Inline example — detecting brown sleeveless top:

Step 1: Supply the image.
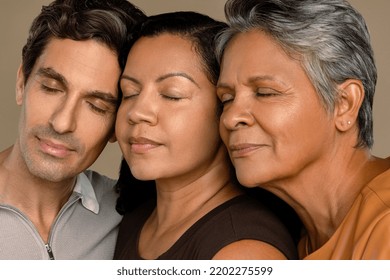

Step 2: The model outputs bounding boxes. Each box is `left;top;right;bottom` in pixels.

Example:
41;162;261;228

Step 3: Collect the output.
114;195;297;259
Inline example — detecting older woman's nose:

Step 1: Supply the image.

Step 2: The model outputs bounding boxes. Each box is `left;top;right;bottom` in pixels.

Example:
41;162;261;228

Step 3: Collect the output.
220;96;255;130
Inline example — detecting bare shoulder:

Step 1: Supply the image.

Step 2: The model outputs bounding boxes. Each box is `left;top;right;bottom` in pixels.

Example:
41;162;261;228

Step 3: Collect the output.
212;239;287;260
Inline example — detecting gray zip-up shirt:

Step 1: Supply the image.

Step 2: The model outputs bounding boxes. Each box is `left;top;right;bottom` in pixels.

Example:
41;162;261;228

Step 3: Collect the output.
0;170;122;260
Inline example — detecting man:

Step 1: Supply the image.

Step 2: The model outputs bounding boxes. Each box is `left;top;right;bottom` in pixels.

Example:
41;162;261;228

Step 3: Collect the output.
0;0;145;259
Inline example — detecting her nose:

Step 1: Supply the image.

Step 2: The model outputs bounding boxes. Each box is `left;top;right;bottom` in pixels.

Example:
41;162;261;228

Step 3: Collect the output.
126;89;158;126
220;95;255;131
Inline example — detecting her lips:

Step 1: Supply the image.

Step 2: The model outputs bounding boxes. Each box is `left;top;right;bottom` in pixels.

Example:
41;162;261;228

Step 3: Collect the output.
229;143;265;158
129;137;162;154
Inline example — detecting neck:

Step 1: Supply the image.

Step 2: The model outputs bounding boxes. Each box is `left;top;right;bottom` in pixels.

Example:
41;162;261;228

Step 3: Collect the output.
0;145;76;242
266;146;390;251
153;155;239;229
138;147;241;259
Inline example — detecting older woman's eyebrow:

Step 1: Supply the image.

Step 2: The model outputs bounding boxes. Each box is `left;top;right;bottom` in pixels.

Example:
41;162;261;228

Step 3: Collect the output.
156;72;200;89
216;82;232;90
248;75;288;87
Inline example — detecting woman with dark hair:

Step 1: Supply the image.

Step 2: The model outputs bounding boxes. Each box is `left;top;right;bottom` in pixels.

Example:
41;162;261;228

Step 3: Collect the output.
113;11;297;260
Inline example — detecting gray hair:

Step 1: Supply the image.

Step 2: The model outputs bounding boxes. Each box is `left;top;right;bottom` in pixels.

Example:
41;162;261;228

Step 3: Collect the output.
216;0;377;148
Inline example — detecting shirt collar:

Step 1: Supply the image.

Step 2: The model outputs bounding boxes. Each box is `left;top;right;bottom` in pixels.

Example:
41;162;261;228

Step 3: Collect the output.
73;172;99;214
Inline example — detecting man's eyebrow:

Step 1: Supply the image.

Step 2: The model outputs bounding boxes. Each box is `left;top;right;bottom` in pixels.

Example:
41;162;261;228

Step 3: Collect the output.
36;67;68;87
86;91;118;105
38;67;118;105
156;72;200;89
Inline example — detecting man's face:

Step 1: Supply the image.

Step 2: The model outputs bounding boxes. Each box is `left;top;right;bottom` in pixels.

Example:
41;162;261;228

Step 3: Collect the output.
16;38;120;182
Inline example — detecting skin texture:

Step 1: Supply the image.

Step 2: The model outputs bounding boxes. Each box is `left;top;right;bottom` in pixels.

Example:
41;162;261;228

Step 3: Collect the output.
0;38;120;242
116;33;286;259
218;30;336;188
217;30;390;252
16;39;119;182
117;34;221;185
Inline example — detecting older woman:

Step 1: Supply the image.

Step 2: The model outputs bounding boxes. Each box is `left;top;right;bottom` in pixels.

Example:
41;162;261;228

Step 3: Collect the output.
216;0;390;259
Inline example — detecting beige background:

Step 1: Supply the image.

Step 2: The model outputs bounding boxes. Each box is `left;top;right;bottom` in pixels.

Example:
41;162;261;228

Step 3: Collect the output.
1;0;389;179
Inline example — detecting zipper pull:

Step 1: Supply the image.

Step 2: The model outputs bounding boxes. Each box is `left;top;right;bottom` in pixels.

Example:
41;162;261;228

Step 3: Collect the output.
45;244;55;260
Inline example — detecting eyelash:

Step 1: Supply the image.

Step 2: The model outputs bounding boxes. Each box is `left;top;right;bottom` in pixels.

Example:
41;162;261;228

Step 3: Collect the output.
256;92;276;97
122;93;138;100
161;94;182;101
41;84;61;93
219;91;278;106
221;99;232;105
122;94;183;102
218;93;234;105
87;102;107;115
39;82;111;115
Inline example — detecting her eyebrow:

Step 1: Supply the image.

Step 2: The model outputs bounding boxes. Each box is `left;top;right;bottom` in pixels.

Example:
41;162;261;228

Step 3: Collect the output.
120;74;141;86
248;75;288;87
248;75;276;83
216;83;232;90
120;72;200;89
217;75;287;89
156;72;200;89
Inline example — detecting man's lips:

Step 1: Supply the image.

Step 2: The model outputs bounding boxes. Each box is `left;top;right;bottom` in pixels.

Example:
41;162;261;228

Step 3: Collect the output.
129;137;162;154
38;138;75;158
229;143;267;158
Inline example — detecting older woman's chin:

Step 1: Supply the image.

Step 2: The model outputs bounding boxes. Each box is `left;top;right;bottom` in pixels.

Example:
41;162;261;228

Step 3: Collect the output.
235;173;262;188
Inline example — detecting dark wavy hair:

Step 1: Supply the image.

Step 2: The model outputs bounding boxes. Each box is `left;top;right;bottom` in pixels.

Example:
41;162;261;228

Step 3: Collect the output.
115;12;302;242
22;0;146;87
115;11;228;214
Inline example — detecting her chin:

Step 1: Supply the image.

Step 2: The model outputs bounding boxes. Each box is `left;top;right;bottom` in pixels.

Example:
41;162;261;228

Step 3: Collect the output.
236;173;261;188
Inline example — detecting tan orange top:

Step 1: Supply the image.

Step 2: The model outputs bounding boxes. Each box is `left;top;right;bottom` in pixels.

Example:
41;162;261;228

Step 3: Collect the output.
298;167;390;259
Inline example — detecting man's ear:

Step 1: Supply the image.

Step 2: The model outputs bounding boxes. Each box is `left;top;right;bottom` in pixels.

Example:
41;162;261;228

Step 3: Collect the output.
334;79;364;132
16;64;25;106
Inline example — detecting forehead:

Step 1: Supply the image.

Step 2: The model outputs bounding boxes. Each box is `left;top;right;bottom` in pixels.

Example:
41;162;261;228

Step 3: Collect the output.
124;34;208;81
222;31;287;71
220;30;309;86
31;38;121;95
129;33;196;61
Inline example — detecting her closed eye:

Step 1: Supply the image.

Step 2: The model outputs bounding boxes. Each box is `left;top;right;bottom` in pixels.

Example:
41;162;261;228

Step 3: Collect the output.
218;92;234;105
122;92;139;100
160;94;184;101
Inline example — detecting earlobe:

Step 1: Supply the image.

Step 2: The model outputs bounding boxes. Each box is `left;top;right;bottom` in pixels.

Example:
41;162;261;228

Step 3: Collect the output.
15;64;25;106
334;79;364;132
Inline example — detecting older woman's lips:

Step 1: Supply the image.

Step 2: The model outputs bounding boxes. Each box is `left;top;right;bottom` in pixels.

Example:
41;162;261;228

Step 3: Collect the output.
229;143;266;158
